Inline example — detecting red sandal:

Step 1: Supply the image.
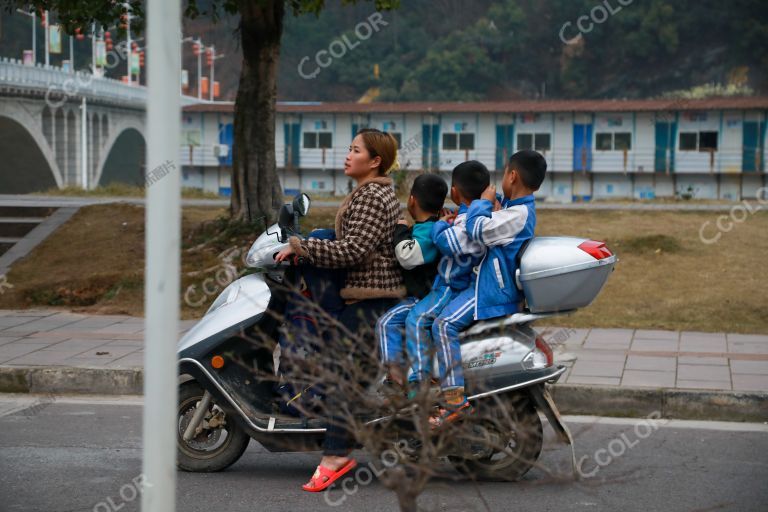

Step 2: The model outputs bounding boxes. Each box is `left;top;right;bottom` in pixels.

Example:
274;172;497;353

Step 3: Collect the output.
301;459;358;492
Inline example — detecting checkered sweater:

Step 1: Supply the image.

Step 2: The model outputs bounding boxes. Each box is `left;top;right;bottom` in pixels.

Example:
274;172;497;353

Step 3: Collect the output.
289;176;406;300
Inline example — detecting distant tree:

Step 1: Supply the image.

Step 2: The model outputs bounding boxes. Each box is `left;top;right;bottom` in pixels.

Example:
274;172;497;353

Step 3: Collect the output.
6;0;400;225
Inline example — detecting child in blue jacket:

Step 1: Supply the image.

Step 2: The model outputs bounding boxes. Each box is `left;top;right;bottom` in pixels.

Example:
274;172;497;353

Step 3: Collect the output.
376;173;448;388
430;150;547;426
403;161;488;405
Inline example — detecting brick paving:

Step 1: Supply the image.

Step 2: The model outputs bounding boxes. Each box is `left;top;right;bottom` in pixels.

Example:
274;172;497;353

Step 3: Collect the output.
0;310;766;393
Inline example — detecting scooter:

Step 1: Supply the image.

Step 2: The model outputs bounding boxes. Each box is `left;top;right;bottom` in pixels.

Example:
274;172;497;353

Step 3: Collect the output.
176;193;616;480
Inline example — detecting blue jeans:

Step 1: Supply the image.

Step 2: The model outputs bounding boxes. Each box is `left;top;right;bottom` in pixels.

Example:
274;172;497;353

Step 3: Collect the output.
432;287;476;391
404;286;455;383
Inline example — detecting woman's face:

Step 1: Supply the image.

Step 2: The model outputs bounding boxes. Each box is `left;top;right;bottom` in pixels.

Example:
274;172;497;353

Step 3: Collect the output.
345;134;381;181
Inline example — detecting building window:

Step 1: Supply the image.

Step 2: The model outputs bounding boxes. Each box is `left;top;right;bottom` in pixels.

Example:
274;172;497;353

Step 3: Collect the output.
699;131;718;151
304;131;333;149
679;131;718;152
595;132;632;151
388;132;402;148
596;133;613;150
614;133;631;150
517;133;551;151
679;132;697;151
443;132;475;150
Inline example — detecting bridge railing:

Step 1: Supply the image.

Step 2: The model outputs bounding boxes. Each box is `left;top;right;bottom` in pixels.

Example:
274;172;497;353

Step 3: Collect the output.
0;57;148;106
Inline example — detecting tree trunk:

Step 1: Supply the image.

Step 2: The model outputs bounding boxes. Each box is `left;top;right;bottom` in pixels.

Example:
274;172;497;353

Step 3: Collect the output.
230;1;285;224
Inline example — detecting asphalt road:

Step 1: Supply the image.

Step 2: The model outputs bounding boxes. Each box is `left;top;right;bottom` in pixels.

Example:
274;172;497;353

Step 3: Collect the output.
1;394;767;512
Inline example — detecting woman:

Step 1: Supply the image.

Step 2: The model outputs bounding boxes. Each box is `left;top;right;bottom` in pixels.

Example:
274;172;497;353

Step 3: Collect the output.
275;128;405;491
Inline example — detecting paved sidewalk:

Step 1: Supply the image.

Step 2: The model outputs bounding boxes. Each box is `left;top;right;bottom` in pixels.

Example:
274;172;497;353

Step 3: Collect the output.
0;194;760;211
0;309;766;393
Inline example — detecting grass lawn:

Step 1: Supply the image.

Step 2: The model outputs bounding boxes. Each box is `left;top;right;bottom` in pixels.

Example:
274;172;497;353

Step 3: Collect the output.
0;204;765;333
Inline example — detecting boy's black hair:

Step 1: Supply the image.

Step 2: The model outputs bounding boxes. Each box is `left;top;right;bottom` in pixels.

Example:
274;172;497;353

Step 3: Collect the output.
411;173;448;214
451;160;490;201
508;150;547;191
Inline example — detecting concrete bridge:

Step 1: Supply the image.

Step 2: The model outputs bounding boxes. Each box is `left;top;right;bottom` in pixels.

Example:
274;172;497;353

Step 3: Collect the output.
0;58;198;194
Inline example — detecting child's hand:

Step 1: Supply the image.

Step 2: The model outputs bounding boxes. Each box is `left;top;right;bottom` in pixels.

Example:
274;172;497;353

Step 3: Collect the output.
481;185;497;202
493;199;502;212
397;218;410;226
440;208;457;223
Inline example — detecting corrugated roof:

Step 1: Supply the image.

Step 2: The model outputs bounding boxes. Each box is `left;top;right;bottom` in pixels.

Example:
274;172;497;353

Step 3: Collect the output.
183;97;768;114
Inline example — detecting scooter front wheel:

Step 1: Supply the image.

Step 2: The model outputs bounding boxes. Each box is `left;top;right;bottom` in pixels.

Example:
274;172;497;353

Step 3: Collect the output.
177;381;250;472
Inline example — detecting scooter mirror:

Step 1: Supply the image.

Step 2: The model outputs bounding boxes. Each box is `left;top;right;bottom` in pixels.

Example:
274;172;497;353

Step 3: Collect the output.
293;193;311;217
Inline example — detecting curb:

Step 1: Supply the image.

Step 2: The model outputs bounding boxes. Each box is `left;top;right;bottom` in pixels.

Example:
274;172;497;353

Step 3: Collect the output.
0;366;142;395
1;366;766;422
551;384;768;423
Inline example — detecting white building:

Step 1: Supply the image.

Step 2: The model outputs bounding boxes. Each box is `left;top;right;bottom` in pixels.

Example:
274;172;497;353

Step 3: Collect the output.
180;97;768;201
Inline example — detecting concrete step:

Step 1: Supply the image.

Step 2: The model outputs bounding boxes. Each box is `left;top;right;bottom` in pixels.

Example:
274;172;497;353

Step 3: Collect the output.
0;219;44;238
0;206;57;218
0;206;57;259
0;242;16;258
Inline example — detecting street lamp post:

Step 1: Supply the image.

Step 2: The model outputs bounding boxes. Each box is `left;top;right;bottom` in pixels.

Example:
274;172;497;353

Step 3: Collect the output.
125;4;132;85
209;45;225;101
15;9;36;64
196;38;204;99
181;35;194;93
44;10;49;67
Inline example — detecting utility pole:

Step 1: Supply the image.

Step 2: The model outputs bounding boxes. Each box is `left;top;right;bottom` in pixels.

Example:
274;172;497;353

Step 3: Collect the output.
142;1;181;511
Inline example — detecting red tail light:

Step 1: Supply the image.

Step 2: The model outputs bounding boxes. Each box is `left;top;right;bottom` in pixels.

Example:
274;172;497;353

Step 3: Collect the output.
535;336;554;367
578;240;613;260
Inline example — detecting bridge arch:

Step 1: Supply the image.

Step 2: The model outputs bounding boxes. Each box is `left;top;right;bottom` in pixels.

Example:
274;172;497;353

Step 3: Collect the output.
96;119;147;187
0;106;63;193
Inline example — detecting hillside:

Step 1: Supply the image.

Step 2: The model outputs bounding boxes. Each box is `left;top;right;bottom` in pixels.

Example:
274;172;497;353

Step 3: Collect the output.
1;0;765;101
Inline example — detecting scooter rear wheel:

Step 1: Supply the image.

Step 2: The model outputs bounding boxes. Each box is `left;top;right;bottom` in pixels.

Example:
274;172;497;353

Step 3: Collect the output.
448;392;543;481
177;381;250;472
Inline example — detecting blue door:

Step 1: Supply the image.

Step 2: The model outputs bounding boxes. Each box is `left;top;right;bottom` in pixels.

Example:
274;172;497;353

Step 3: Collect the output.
654;122;677;173
496;124;514;170
742;121;766;172
284;123;300;169
422;124;440;171
573;124;592;171
218;123;233;166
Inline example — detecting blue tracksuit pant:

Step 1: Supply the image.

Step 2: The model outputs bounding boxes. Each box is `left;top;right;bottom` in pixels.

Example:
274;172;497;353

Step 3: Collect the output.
376;296;418;366
432;287;476;390
403;285;455;383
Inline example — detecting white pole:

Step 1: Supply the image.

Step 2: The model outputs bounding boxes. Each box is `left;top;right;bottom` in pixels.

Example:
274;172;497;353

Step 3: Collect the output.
44;10;49;67
142;0;180;511
209;45;214;101
126;4;132;86
91;23;96;74
69;32;74;72
32;11;36;64
80;97;88;189
196;39;202;100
